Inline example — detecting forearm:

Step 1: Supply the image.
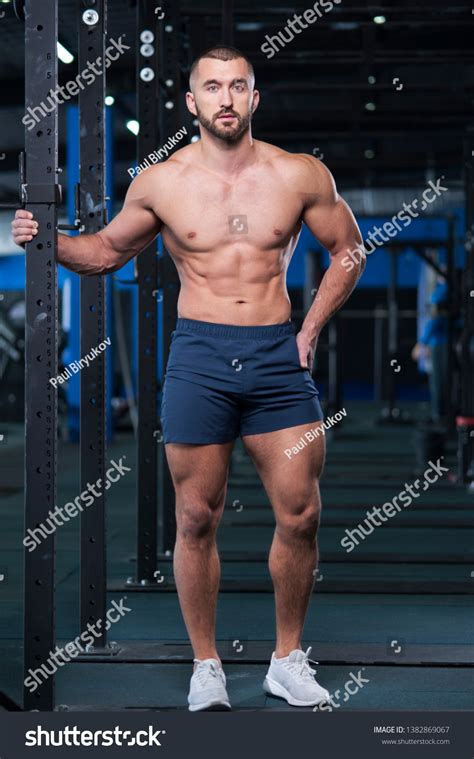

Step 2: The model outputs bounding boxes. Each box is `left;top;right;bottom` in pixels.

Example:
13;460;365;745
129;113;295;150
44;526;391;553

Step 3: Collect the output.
57;230;109;276
301;251;364;340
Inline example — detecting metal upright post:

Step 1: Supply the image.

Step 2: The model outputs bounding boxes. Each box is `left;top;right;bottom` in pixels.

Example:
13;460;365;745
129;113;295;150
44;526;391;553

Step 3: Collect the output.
463;139;474;426
327;318;341;415
373;305;384;402
387;248;398;416
78;0;108;642
445;215;455;427
456;130;474;483
157;0;181;555
222;0;234;45
23;0;59;710
135;0;159;584
379;248;409;423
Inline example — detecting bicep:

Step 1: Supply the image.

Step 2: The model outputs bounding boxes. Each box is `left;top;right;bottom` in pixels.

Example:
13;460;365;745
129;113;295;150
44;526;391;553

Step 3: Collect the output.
301;164;362;255
98;178;162;269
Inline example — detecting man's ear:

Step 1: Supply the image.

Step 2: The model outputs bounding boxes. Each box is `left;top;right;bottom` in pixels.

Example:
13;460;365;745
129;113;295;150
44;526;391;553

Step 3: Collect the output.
251;89;260;114
186;91;197;117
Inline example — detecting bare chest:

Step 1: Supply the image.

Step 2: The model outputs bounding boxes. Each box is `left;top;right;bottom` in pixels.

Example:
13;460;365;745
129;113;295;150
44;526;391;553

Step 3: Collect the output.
156;171;303;253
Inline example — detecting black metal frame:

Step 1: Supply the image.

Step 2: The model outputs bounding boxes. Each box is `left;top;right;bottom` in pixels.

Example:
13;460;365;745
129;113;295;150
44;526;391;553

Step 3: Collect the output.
456;129;474;483
380;248;405;422
379;231;458;425
134;0;160;586
221;0;234;45
157;0;181;556
464;133;474;422
127;0;183;586
69;637;473;667
23;0;59;711
78;0;108;644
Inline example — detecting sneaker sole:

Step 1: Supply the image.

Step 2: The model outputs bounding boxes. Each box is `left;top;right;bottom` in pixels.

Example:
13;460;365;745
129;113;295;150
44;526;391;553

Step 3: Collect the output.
263;675;329;707
188;699;231;712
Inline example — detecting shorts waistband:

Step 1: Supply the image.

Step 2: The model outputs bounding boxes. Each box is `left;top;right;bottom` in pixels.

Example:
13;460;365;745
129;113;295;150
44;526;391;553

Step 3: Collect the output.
175;318;295;339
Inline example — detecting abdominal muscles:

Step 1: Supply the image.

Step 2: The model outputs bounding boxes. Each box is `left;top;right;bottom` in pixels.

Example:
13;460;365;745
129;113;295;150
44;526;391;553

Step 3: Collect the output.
163;236;294;325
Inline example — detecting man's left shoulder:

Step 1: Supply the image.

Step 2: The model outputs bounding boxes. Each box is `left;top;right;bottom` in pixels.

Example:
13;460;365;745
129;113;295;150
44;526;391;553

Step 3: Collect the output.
269;147;333;193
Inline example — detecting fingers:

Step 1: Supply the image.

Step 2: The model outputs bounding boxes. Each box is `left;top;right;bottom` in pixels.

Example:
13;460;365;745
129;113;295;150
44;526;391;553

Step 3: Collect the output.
297;344;310;368
12;217;37;230
15;209;34;220
299;352;309;369
13;229;38;244
13;225;38;234
12;210;38;245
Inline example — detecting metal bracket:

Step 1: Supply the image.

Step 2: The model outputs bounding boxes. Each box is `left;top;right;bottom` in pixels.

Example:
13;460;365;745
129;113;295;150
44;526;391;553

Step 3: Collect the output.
21;182;62;204
58;182;84;231
82;640;121;657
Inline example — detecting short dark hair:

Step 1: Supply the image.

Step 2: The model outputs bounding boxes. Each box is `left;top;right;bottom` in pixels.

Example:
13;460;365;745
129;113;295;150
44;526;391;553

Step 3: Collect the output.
189;45;255;89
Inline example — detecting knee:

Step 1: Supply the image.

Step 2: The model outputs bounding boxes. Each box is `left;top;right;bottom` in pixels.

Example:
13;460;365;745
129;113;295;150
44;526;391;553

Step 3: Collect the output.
276;497;321;540
175;490;223;541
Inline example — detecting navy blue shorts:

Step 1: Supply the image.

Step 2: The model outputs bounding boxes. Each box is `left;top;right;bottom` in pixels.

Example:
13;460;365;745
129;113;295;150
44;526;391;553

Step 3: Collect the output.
161;318;324;444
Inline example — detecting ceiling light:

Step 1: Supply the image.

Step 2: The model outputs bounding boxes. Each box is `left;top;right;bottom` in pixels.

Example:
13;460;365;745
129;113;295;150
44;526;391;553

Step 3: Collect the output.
126;120;140;135
57;42;74;64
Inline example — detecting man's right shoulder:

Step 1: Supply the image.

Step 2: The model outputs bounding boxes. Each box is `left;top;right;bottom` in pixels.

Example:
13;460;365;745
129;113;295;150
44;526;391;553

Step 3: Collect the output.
128;143;194;189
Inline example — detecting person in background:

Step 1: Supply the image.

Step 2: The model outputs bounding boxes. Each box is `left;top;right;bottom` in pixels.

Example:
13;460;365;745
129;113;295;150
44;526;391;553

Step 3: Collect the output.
411;276;449;423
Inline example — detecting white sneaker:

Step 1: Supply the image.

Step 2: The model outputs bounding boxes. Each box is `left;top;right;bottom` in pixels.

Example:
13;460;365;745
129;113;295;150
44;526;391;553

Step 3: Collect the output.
263;647;330;707
188;658;231;712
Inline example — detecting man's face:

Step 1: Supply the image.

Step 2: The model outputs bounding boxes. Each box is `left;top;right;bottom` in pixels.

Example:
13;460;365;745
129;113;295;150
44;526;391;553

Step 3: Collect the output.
188;57;258;143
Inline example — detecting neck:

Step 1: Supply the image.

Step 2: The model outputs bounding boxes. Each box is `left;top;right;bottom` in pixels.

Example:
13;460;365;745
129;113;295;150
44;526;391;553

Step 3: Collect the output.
197;127;256;176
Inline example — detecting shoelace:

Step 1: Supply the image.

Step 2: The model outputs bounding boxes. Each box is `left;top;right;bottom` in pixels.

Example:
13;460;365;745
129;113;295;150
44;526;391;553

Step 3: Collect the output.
193;661;223;687
282;647;319;681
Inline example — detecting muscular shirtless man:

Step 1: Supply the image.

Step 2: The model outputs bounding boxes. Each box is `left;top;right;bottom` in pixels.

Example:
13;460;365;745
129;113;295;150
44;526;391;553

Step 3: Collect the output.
12;45;364;711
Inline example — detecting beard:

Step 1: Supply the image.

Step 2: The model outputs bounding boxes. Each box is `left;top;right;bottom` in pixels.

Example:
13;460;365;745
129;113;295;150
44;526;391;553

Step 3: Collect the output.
195;105;252;144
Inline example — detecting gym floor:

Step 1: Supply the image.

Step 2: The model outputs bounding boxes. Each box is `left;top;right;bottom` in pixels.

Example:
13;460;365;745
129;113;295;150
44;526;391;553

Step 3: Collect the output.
1;401;472;711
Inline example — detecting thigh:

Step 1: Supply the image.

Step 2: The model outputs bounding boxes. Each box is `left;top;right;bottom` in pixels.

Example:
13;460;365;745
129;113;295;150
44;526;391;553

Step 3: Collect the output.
165;442;235;513
242;423;325;520
161;330;240;444
240;332;324;438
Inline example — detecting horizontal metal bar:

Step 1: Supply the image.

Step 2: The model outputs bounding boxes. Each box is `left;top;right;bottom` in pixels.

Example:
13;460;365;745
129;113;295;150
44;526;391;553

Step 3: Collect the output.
270;83;473;93
253;54;474;65
180;5;472;19
293;309;417;321
70;640;474;666
338;309;418;319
